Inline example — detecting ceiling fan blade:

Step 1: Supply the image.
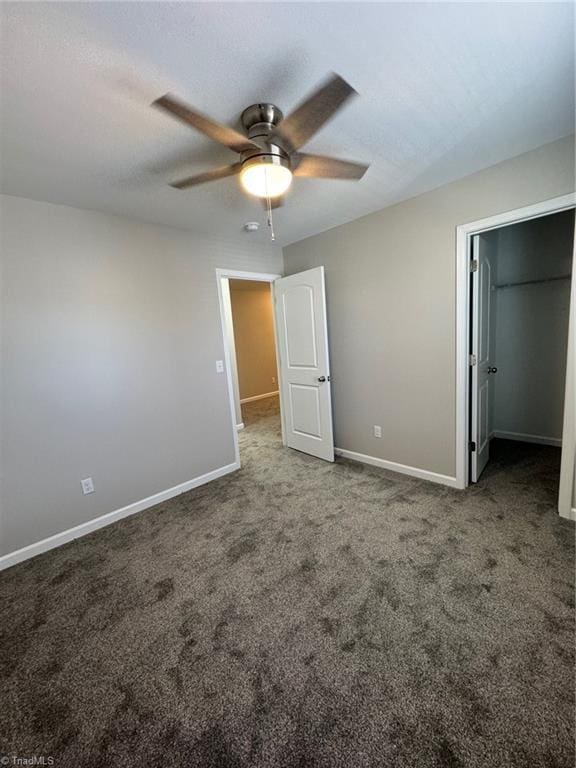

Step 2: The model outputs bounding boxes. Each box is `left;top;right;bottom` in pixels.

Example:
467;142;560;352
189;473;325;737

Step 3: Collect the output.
293;153;368;180
153;94;258;153
272;73;357;152
170;163;242;189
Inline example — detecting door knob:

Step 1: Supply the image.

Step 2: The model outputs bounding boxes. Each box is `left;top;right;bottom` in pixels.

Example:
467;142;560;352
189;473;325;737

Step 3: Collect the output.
488;367;498;374
317;376;326;382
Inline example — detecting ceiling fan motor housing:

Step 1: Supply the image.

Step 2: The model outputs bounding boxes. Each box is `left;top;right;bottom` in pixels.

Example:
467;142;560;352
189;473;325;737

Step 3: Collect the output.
241;103;283;133
240;103;291;171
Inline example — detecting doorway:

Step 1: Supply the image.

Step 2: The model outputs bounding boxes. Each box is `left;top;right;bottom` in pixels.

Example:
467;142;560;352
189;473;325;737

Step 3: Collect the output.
456;194;575;516
216;269;282;464
217;266;336;466
229;278;281;440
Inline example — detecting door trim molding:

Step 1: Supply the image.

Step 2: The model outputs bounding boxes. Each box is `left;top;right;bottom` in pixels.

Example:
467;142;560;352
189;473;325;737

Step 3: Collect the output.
335;448;460;488
215;268;282;467
0;461;240;571
455;193;576;508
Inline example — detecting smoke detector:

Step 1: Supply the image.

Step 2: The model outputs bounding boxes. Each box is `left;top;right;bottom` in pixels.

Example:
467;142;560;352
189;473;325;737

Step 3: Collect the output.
244;221;260;232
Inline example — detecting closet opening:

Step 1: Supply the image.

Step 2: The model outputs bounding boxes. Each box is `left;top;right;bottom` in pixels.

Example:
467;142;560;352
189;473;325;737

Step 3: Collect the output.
467;206;575;509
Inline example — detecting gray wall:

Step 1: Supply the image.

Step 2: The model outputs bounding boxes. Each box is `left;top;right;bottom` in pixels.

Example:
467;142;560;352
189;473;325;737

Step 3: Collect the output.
485;210;574;443
283;136;575;478
0;195;282;556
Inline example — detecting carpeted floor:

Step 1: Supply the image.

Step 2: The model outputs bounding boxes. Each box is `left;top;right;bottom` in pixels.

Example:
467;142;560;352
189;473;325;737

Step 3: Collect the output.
0;395;574;767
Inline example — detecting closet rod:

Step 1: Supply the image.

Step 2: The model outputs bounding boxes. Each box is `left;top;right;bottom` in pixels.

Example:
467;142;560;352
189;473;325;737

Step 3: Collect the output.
493;274;572;290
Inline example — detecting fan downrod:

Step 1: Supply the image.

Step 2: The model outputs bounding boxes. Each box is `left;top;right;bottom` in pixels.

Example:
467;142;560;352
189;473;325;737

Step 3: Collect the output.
240;104;284;138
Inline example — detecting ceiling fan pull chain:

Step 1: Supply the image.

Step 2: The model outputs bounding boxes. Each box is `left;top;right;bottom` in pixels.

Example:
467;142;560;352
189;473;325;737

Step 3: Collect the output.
264;170;276;242
267;199;276;242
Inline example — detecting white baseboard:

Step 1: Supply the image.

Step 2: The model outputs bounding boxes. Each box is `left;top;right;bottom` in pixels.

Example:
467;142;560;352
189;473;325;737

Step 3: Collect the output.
240;390;279;404
560;507;576;522
236;423;245;431
0;461;240;572
334;447;461;489
491;430;562;447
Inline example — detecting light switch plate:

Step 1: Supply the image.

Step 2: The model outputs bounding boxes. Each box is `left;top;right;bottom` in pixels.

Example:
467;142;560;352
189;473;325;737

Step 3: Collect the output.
216;360;224;373
373;426;382;438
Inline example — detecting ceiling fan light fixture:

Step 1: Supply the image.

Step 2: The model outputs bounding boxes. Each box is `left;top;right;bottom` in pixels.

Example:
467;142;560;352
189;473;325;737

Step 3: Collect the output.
240;155;292;199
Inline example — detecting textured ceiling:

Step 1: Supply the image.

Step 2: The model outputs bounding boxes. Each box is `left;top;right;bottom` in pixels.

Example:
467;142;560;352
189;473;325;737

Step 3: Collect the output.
0;2;574;246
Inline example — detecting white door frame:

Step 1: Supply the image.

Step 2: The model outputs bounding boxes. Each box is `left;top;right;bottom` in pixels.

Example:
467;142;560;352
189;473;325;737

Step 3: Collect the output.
216;268;282;467
455;193;576;517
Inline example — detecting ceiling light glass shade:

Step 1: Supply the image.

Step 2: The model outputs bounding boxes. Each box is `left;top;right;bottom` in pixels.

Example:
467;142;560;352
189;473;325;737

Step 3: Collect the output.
240;157;292;198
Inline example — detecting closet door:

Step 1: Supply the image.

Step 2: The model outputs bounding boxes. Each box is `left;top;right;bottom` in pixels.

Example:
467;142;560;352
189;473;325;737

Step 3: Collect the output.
471;234;493;482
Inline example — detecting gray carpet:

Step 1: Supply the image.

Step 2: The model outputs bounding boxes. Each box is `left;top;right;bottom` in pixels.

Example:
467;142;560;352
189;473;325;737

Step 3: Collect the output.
0;395;574;768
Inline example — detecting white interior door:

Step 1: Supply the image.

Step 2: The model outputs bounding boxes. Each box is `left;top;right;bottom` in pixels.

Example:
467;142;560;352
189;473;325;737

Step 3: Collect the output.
471;234;493;482
273;266;334;462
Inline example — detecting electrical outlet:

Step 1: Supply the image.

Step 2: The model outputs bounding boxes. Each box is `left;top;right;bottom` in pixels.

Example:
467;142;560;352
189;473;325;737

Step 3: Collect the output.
272;376;276;384
81;477;95;495
215;360;224;373
373;425;382;439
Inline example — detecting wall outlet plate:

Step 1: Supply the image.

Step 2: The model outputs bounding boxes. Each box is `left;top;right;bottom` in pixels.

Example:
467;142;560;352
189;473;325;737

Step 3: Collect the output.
81;477;95;495
373;426;382;438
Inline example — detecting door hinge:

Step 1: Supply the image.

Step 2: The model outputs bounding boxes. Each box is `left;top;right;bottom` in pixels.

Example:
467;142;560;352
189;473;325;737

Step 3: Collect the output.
470;259;478;272
470;441;476;452
469;354;476;366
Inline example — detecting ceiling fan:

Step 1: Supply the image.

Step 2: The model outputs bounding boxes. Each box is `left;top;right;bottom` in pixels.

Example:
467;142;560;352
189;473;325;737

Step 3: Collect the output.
152;73;369;209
